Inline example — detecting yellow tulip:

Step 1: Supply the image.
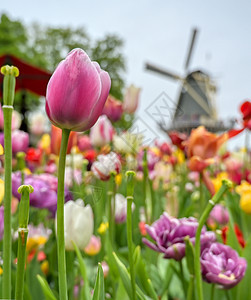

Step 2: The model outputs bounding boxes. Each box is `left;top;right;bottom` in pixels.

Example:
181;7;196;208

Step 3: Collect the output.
0;144;4;155
211;172;229;193
236;181;251;214
0;179;4;204
41;260;49;276
115;174;122;186
39;134;51;150
98;222;109;235
26;236;48;252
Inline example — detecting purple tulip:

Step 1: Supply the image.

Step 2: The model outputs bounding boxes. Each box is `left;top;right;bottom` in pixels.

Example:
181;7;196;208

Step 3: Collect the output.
45;48;111;132
12;172;71;214
143;212;216;261
0;206;4;241
201;243;247;289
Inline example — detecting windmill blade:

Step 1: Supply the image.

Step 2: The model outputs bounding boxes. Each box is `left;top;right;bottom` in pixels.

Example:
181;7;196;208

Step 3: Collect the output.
145;62;183;81
184;28;198;70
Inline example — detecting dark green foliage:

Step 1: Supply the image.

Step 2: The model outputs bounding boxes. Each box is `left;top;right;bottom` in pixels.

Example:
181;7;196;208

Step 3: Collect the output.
0;13;126;115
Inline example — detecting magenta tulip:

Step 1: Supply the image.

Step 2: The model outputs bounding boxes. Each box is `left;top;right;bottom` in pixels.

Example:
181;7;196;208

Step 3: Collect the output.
45;48;111;132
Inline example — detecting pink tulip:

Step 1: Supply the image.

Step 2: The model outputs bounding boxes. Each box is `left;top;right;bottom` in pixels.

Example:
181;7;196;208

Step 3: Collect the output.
207;204;229;228
84;235;101;256
77;134;92;152
0;104;21;131
102;95;123;122
123;84;141;114
45;48;111;132
12;130;29;154
90;115;114;147
101;261;109;278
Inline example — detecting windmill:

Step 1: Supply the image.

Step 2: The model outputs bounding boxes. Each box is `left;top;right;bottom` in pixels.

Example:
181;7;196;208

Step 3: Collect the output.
145;28;234;133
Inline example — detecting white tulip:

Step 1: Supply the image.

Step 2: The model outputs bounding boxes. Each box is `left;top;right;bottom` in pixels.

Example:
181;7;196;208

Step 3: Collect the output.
90;115;114;147
115;193;135;224
56;200;93;251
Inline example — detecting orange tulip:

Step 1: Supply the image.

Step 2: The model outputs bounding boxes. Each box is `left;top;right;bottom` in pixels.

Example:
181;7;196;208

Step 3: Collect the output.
50;125;77;155
186;126;228;160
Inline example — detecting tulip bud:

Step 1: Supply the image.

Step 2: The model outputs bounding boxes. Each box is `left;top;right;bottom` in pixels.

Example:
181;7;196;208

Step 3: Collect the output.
84;235;101;256
1;65;19;106
102;95;123;122
45;48;111;132
123;84;141;114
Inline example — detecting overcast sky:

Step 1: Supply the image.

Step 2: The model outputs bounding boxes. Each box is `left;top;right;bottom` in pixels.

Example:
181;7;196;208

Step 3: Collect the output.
1;0;251;149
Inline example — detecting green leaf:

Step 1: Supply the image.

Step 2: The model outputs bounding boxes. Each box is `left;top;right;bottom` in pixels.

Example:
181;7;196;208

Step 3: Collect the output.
136;256;158;300
112;252;133;299
72;241;91;300
185;237;195;275
36;275;57;300
112;252;148;300
236;234;251;300
133;246;141;269
92;263;105;300
105;232;119;278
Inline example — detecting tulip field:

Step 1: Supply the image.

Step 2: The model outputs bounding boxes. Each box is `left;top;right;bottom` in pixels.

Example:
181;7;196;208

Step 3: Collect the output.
0;49;251;300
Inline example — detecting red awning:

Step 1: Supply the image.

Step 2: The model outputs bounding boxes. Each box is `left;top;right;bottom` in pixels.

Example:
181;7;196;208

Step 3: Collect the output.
0;54;51;97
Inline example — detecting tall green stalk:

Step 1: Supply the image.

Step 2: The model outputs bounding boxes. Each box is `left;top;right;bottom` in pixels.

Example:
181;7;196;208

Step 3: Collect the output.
108;173;116;246
194;179;232;300
57;128;70;300
1;65;19;299
142;149;149;223
15;185;34;300
126;171;136;300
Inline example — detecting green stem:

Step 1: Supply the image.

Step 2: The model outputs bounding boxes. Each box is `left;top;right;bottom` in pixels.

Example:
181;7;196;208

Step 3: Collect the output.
126;171;136;300
199;172;204;213
179;260;187;296
210;284;215;300
108;173;115;246
15;229;28;300
148;178;156;223
194;180;232;300
66;251;75;300
142;149;149;223
15;185;33;300
186;275;194;300
57;128;70;300
2;105;13;299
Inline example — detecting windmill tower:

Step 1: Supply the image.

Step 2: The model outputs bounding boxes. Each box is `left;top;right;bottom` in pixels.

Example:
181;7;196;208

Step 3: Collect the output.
145;28;234;133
